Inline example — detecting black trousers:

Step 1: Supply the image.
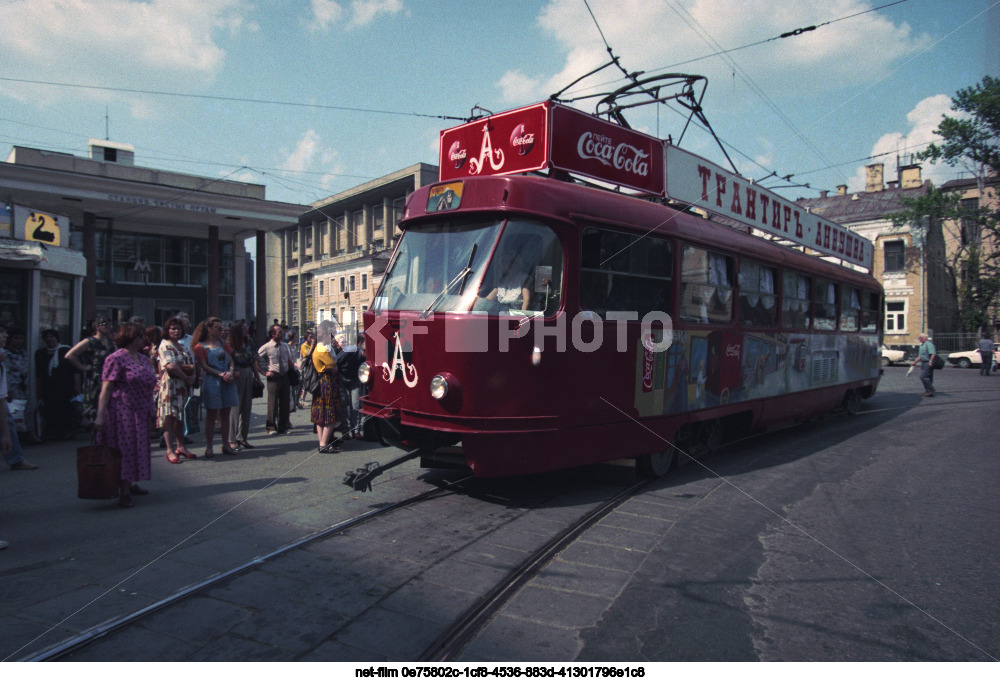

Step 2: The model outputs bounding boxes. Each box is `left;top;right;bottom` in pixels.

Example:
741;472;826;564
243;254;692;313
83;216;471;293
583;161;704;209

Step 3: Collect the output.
266;373;291;432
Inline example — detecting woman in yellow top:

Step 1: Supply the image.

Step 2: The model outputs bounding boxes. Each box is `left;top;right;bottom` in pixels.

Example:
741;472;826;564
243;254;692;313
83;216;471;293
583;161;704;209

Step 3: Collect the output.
311;321;343;453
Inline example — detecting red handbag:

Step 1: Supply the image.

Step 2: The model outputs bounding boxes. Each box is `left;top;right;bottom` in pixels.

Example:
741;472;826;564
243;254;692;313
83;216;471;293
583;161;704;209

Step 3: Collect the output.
76;441;122;499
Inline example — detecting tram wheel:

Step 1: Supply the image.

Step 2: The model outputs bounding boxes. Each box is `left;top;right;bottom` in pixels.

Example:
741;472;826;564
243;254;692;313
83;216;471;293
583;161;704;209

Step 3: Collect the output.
636;448;677;479
701;419;724;453
843;389;862;415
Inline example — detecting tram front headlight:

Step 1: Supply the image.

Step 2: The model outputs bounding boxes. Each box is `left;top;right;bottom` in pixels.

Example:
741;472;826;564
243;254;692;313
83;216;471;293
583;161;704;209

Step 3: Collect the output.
358;361;370;384
429;374;449;400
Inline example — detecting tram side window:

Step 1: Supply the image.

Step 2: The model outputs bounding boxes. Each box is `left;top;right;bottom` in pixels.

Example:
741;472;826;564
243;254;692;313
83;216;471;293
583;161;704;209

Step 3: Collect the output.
861;291;880;333
781;271;811;329
840;286;861;331
579;227;672;318
679;246;733;324
814;279;838;330
840;287;861;331
738;260;777;328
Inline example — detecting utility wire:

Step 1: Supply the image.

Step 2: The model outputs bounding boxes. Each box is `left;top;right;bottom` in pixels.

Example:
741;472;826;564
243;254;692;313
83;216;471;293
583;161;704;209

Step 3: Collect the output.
563;0;912;98
0;76;466;122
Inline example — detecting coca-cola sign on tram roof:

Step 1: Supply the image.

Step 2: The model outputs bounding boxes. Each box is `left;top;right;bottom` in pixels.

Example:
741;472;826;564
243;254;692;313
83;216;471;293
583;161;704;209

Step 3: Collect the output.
438;102;871;270
438;101;664;195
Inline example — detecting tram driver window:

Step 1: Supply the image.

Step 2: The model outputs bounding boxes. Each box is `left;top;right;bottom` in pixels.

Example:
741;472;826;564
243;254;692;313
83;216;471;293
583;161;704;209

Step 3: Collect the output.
814;279;838;330
738;260;777;328
479;220;564;315
781;271;811;330
680;246;733;324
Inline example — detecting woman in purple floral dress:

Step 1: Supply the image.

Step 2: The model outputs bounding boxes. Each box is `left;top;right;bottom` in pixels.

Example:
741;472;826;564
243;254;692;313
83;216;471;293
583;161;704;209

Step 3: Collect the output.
94;322;158;508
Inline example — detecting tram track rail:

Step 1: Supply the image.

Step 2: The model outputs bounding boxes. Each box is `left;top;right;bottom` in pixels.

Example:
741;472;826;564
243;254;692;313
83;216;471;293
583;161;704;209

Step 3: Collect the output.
20;469;649;662
20;484;454;662
418;478;651;662
24;385;989;662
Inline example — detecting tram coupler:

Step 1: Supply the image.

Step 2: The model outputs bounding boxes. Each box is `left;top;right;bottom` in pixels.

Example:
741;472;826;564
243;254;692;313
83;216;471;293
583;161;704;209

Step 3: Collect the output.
342;447;428;492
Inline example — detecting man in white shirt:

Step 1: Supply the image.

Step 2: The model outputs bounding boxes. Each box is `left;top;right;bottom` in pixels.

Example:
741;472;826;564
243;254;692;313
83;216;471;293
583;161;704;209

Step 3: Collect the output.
257;324;292;434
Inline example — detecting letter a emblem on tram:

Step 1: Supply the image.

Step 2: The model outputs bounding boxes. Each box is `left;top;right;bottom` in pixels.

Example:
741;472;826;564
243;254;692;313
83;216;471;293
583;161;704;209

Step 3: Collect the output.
382;332;419;388
469;123;505;175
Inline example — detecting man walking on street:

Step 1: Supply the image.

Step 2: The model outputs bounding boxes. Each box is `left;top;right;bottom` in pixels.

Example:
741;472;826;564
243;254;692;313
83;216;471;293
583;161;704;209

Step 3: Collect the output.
258;324;292;434
977;333;994;376
911;332;938;397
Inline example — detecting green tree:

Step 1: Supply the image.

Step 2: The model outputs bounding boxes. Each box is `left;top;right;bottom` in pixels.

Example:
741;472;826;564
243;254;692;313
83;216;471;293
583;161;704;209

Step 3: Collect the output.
892;76;1000;333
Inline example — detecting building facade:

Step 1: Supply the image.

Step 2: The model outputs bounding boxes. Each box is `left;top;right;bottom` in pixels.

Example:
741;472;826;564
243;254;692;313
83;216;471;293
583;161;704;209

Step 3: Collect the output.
798;163;958;349
1;140;306;353
938;173;1000;338
271;163;438;335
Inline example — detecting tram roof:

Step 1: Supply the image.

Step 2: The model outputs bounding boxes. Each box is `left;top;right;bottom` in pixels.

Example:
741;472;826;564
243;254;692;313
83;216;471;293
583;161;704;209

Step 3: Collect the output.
406;174;879;288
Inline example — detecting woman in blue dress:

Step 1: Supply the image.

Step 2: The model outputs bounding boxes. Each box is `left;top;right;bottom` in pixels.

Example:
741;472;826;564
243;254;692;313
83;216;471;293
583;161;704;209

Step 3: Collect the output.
192;317;239;457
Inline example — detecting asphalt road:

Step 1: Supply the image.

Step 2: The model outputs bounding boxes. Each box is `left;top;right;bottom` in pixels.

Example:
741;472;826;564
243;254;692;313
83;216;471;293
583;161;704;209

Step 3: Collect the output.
562;366;1000;661
1;365;997;662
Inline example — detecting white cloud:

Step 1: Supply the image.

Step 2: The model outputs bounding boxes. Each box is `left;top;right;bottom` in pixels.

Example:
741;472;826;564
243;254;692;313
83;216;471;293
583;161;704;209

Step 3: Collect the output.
310;0;344;30
281;129;327;173
309;0;404;30
850;94;952;192
348;0;404;28
1;0;246;73
0;0;249;107
501;0;932;105
279;129;344;196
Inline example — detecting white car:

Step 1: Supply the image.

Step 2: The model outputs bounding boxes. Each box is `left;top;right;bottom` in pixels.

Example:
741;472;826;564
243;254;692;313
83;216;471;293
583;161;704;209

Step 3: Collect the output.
946;343;999;369
881;345;906;367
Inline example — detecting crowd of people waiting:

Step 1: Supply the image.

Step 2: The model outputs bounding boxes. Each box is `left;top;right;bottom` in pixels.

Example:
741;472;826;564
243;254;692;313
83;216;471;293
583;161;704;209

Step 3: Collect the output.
0;314;366;541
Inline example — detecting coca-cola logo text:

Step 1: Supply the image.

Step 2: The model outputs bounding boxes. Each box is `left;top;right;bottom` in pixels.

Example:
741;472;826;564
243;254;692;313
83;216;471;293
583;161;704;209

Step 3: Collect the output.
642;344;655;392
448;141;466;170
510;124;535;156
577;132;650;177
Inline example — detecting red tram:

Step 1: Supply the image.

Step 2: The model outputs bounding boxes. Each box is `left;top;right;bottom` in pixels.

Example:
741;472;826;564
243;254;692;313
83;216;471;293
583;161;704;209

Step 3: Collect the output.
351;101;881;488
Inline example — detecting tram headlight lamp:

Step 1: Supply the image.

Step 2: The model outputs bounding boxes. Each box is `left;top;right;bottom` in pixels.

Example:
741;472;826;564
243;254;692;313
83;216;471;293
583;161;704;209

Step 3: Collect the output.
358;361;370;384
430;374;450;400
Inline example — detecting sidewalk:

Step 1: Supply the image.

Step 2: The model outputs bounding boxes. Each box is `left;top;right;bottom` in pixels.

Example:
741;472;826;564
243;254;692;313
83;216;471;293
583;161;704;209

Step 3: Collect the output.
0;399;416;661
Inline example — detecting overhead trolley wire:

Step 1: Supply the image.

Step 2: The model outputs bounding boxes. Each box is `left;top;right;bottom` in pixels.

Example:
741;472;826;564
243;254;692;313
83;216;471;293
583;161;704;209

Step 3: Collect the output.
0;76;467;122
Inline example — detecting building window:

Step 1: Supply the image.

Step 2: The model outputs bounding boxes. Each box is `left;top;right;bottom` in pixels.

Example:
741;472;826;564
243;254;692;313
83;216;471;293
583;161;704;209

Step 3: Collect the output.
885;299;906;333
340;277;345;293
319;280;324;296
362;273;368;290
960;197;979;246
393;197;406;226
884;240;905;272
349;275;356;291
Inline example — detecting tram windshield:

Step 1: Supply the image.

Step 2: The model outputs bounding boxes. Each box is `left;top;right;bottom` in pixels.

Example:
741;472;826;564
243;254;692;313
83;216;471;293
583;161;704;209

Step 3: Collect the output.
373;218;563;316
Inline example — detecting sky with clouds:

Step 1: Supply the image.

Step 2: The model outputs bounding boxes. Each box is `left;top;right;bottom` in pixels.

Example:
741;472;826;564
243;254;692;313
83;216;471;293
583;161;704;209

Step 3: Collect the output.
1;0;997;208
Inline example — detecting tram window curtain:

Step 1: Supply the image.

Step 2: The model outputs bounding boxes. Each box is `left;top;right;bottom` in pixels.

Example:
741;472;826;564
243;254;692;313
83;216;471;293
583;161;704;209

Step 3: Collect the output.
840;287;861;332
814;279;838;330
680;246;732;324
739;260;777;328
781;271;811;330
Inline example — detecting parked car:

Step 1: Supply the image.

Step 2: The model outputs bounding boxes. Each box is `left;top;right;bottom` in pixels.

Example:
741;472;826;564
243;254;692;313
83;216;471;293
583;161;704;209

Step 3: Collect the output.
881;345;906;367
946;342;999;369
